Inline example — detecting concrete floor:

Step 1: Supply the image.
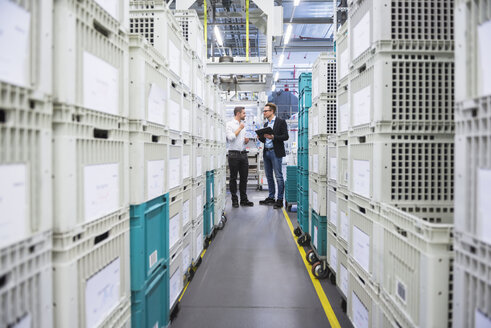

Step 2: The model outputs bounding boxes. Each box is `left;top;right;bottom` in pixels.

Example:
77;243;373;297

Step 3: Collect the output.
170;191;353;328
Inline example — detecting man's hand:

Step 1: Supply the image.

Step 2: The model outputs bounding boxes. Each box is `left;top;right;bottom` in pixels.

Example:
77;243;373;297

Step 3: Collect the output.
244;137;249;144
264;134;274;139
239;122;245;129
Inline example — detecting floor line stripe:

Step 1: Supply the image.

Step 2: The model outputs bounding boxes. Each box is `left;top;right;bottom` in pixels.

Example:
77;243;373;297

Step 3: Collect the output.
282;208;341;328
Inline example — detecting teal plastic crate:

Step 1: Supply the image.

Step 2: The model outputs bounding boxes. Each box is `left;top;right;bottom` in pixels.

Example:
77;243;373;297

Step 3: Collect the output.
298;207;309;233
206;171;215;204
130;194;169;291
299;72;312;94
299;187;309;207
298;152;309;171
131;266;169;328
310;210;328;257
299;89;312;109
204;201;215;237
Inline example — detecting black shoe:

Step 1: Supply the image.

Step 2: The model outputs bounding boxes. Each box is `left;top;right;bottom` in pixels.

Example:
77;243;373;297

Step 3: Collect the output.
240;200;254;206
232;200;239;208
273;200;284;209
259;197;275;205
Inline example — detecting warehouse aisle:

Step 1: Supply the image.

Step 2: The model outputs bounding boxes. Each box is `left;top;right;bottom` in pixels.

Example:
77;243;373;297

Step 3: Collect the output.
170;191;349;328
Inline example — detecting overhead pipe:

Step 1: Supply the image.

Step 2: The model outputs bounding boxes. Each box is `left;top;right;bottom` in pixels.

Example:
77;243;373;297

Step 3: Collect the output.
246;0;249;62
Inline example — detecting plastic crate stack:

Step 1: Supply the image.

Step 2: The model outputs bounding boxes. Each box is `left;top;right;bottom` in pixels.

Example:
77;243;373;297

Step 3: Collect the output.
285;166;298;211
453;1;491;327
305;53;337;271
297;73;312;234
319;1;455;327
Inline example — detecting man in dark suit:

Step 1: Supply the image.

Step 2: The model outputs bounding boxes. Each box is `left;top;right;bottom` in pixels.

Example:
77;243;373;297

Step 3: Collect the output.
257;103;289;209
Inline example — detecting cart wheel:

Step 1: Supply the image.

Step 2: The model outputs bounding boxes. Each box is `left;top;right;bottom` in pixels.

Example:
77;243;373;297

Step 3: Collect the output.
287;205;293;212
221;214;227;223
312;261;329;279
217;220;225;230
306;249;318;264
293;226;302;237
329;271;336;285
297;234;311;247
203;238;210;249
341;299;347;313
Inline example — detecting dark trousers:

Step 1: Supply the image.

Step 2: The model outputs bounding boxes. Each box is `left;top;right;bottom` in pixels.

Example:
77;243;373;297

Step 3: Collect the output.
228;152;249;202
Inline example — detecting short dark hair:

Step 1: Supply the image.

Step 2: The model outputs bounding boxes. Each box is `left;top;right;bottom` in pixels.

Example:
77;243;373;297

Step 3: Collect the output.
265;102;277;113
234;106;245;116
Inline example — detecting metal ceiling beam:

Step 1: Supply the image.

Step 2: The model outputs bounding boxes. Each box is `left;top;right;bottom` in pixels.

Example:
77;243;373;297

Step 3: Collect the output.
219;82;268;92
206;62;273;75
285;17;334;24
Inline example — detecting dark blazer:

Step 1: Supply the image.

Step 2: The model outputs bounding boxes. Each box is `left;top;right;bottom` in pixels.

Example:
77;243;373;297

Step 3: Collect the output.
258;116;289;158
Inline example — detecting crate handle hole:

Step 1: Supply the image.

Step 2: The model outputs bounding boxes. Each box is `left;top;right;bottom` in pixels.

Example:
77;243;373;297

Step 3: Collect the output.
471;108;477;117
29;100;35;109
0;274;7;289
358;136;366;143
0;109;6;123
358;64;366;73
152;135;159;143
93;129;109;139
171;82;176;88
358;275;365;285
94;231;110;245
172;139;176;145
28;245;36;254
93;20;111;38
358;206;366;214
172;196;176;202
72;114;82;122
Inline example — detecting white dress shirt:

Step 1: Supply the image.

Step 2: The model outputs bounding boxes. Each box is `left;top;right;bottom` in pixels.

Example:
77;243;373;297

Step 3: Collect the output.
226;118;246;151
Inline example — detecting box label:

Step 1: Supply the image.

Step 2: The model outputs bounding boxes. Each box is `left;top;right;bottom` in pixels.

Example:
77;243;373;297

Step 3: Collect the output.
148;83;166;125
84;163;119;223
352;291;369;328
149;250;158;269
340;264;348;297
352;160;370;198
330;244;338;273
352;12;370;60
168;158;181;190
94;0;119;19
168;98;181;131
169;213;180;249
330;158;337;180
182;155;190;180
352;86;371;126
477;168;491;244
182;200;190;227
353;226;370;273
340;210;349;242
329;201;337;227
147;160;165;200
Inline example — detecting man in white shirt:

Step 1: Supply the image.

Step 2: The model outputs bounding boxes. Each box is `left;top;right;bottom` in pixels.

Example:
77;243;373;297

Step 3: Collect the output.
226;107;254;208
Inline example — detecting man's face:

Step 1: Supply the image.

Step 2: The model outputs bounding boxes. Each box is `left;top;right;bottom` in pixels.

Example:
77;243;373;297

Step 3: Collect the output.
263;106;273;119
240;109;246;121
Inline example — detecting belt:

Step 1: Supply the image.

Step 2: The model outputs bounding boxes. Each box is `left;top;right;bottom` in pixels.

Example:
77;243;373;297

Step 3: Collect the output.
265;147;274;151
229;150;247;154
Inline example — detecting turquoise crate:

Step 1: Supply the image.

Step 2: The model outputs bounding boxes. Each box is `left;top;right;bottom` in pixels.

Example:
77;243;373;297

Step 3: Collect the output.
298;152;309;171
204;201;215;237
299;187;309;208
299;72;312;94
299;89;312;110
206;171;215;204
130;194;169;291
131;266;169;328
310;210;328;257
298;207;309;233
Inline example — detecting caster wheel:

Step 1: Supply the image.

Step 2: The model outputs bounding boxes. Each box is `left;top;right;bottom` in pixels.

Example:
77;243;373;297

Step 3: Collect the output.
341;299;347;313
212;229;217;238
293;226;302;237
195;257;202;268
287;205;292;212
297;234;311;247
217;220;225;230
203;238;210;249
188;268;195;281
329;271;336;285
312;261;329;279
221;214;227;223
170;303;180;321
306;249;318;265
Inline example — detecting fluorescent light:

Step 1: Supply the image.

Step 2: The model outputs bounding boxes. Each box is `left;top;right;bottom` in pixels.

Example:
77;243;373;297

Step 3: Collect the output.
293;0;301;6
278;53;285;67
284;24;293;45
274;71;279;82
271;84;276;92
214;25;223;46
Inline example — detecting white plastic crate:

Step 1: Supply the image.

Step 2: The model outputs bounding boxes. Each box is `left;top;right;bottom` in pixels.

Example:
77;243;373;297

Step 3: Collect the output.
337;133;349;188
168;79;183;136
169;187;183;255
192;176;205;221
327;183;338;233
327;136;338;185
214;167;226;201
348;0;453;64
0;86;52;247
192;217;204;264
192;138;205;179
336;187;350;250
192;60;205;102
128;121;169;205
454;96;491;239
54;0;129;116
168;138;183;191
181;44;194;92
215;118;225;143
182;137;192;184
337;81;350;133
181;92;193;136
326;230;338;274
128;34;169;125
335;22;350;85
52;104;129;232
348;126;454;216
181;226;193;279
173;9;206;62
312;53;336;102
349;48;455;131
309;174;328;217
0;0;53;97
192;100;206;138
169;243;183;310
204;77;215;110
455;1;491;101
204;110;216;142
348;259;383;328
453;232;491;328
130;0;183;81
309;138;328;176
52;211;131;328
0;231;53;328
378;203;454;328
181;183;192;233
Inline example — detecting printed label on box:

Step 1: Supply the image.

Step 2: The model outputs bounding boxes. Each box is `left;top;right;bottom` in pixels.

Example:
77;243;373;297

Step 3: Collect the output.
313;225;318;249
84;163;119;223
195;232;203;258
330;158;337;180
330;244;338;273
169;40;181;76
313;191;318;213
478;20;491;97
339;103;349;132
147;160;165;200
475;309;491;328
340;210;349;242
168;99;181;131
0;0;30;87
313;154;319;174
182;200;190;227
352;291;369;328
313;115;319;136
196;157;202;176
169;270;182;309
168;158;181;190
340;264;348;297
169;213;180;249
353;160;370;198
83;52;119;115
148;83;166;125
353;86;371;126
182;244;191;271
12;314;31;328
196;195;202;218
477;169;491;244
182;107;190;133
352;12;370;60
353;226;370;273
340;49;349;79
94;0;119;19
330;201;337;227
182;60;191;87
0;164;27;248
149;250;158;269
85;258;120;328
182;155;190;180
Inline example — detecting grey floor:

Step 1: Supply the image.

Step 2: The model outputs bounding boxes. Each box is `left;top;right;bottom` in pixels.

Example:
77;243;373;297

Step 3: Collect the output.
170;190;353;328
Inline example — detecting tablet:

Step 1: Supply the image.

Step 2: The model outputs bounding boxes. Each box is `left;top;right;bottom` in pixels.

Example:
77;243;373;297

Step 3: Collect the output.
255;126;274;137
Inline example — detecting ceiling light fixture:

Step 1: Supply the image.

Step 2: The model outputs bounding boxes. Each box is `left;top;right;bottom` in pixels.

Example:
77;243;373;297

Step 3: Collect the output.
271;84;276;92
274;71;279;82
214;25;223;46
293;0;301;6
278;53;285;67
284;24;293;45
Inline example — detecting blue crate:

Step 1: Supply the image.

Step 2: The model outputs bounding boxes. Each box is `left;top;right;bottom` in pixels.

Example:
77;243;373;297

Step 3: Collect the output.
130;194;169;291
299;89;312;110
311;210;328;257
298;186;309;208
298;152;309;171
204;201;215;237
297;207;309;233
299;72;312;95
131;266;170;328
206;171;215;204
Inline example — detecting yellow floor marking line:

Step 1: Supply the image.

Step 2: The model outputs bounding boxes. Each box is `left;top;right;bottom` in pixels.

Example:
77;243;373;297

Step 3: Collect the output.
282;208;342;328
178;248;208;302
